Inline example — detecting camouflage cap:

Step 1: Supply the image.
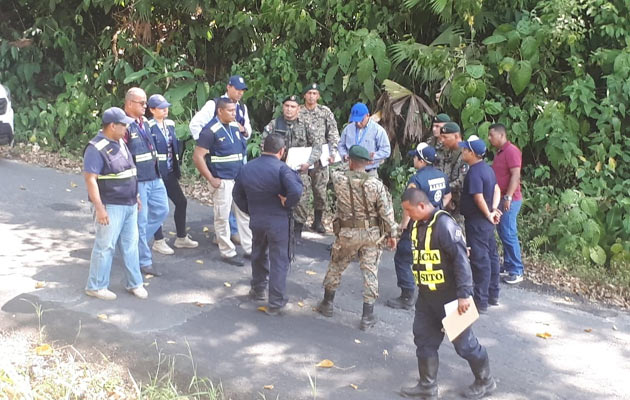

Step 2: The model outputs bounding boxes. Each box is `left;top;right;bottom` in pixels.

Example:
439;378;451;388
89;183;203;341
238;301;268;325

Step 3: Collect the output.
348;145;371;161
440;122;461;134
432;113;451;124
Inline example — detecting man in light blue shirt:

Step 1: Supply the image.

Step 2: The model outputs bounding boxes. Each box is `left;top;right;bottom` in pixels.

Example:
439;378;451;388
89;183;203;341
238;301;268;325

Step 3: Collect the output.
338;102;391;176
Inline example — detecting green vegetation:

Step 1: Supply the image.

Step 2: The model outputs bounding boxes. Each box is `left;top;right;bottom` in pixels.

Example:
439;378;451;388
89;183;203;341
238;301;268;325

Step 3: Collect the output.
1;1;629;278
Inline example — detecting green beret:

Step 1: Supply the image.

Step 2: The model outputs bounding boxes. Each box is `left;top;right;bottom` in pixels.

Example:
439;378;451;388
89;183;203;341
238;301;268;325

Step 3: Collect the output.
348;145;371;161
440;122;461;134
303;83;320;94
283;95;300;104
432;113;451;124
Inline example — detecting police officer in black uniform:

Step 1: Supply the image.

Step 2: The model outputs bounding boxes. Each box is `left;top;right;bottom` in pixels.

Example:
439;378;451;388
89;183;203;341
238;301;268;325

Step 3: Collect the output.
233;134;304;315
399;187;496;399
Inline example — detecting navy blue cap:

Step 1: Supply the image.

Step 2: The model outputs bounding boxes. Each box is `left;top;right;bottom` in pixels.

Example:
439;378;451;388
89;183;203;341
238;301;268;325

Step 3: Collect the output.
147;94;171;109
102;107;134;125
458;134;487;156
349;102;369;122
407;143;436;164
228;75;247;90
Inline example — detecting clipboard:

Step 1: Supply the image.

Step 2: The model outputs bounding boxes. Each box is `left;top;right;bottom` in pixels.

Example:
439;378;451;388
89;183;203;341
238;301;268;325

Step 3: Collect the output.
441;299;479;342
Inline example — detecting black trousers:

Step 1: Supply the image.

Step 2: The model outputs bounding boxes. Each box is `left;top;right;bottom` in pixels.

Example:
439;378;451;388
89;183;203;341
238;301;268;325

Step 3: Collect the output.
465;217;500;309
154;172;188;239
250;220;290;308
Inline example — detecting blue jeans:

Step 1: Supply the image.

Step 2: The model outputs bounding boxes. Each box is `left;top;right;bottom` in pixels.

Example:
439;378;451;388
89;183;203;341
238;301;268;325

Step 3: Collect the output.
394;229;416;290
138;178;169;267
497;199;524;276
229;212;238;235
86;204;144;290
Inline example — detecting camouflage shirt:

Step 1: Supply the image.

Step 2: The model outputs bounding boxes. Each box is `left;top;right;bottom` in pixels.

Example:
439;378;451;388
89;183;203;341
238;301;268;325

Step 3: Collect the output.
331;169;399;238
298;104;340;158
440;147;469;214
263;116;323;166
427;135;447;172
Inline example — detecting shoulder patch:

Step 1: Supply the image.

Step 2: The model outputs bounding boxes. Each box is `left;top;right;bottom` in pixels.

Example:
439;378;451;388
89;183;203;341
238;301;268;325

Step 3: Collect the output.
210;122;223;133
93;139;109;151
148;120;157;127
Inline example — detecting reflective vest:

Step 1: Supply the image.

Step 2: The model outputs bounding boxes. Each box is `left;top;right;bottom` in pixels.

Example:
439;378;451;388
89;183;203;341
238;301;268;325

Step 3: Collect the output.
411;210;455;293
126;117;159;181
87;136;138;206
205;117;246;179
149;118;180;179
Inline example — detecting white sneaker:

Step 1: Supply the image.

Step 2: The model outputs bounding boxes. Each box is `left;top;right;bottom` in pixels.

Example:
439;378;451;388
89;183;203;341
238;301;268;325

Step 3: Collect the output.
174;235;199;248
129;286;148;299
85;288;117;300
152;239;174;255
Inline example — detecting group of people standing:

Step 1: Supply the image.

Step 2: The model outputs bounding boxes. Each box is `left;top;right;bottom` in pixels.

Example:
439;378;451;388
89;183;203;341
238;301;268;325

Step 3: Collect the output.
82;73;525;399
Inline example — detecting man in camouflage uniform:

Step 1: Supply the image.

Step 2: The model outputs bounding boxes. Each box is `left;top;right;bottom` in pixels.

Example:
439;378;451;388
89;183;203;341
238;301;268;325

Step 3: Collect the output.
428;113;450;172
439;122;469;227
316;145;398;330
299;83;340;233
263;95;324;243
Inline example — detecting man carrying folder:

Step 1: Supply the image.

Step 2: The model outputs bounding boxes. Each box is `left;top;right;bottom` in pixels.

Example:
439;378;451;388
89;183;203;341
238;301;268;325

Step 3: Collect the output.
399;187;496;399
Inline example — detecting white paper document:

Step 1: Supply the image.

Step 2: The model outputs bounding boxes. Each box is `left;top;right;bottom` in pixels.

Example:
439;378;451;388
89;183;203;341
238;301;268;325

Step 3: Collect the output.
285;146;313;170
320;144;342;167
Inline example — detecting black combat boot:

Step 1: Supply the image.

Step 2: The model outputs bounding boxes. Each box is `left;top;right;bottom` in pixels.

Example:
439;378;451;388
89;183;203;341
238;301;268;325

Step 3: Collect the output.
316;289;335;317
400;357;439;399
311;210;326;233
386;287;416;310
463;356;496;399
294;222;303;245
359;302;376;330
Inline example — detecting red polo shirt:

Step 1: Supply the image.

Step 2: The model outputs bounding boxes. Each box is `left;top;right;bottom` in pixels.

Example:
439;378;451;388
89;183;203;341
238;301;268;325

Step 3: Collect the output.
492;141;522;201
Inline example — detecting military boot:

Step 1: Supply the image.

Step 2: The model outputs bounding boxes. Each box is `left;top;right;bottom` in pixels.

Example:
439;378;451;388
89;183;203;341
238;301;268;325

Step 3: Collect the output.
463;356;496;399
359;302;377;330
311;210;326;233
400;357;439;399
316;289;335;317
386;287;416;310
294;222;303;245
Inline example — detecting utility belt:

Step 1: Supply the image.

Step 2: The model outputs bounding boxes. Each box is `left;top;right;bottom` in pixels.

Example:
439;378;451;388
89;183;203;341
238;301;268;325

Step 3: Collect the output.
337;217;379;229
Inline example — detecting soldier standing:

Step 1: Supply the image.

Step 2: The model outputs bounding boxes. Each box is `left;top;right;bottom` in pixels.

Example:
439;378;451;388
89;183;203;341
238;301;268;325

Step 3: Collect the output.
263;95;324;243
299;83;340;233
439;122;468;227
316;145;398;330
428;113;450;171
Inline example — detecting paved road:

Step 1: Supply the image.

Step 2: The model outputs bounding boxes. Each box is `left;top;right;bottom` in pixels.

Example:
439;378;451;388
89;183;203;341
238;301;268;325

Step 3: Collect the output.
1;157;629;400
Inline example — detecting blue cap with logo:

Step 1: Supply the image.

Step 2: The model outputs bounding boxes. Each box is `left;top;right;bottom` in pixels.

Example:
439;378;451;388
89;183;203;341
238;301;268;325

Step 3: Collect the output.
458;134;487;156
408;142;436;164
147;94;171;109
228;75;247;90
349;102;369;122
102;107;134;125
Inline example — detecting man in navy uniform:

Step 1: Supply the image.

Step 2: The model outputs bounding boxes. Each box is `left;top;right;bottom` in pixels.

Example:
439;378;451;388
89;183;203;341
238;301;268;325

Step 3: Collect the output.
386;143;451;310
193;98;252;266
83;107;147;300
233;134;303;315
400;187;495;399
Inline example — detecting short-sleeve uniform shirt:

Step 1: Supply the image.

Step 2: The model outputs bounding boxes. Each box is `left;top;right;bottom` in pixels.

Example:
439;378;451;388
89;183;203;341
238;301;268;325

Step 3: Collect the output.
461;161;497;220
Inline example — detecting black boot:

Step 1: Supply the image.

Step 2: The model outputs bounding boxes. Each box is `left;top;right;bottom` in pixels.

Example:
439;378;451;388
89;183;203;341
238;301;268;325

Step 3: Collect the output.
359;302;376;330
400;357;439;399
317;289;335;317
311;210;326;233
294;222;303;245
386;287;415;310
463;356;496;399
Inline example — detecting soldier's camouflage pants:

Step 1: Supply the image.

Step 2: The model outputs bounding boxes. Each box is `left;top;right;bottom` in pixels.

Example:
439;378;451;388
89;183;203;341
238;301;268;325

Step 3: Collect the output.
323;227;382;304
308;163;329;211
293;171;311;224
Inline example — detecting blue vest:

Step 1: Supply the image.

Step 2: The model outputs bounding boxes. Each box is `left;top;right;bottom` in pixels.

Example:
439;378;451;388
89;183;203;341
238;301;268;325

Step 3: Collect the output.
126;117;159;181
149;118;180;179
204;117;246;179
87;135;138;206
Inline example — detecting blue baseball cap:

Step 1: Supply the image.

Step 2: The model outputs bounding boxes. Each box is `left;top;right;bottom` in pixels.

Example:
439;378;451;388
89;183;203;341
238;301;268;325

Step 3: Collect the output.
147;94;171;109
458;134;487;156
102;107;134;125
228;75;247;90
408;142;436;164
349;102;369;122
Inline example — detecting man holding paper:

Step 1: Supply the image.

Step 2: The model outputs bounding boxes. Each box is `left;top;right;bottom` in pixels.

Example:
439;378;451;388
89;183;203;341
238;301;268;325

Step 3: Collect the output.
399;187;496;399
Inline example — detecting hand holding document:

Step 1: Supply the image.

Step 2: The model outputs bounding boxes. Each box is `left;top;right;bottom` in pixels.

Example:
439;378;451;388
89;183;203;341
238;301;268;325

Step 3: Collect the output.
285;147;313;170
442;297;479;342
320;144;342;167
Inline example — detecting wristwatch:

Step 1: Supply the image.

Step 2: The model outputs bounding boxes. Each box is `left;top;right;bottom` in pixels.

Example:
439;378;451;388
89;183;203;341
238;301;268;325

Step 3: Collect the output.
503;195;512;201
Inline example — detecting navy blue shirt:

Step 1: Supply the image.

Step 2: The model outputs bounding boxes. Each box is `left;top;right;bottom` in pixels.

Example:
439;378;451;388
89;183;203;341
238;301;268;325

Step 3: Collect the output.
407;165;450;208
461;161;497;220
196;118;246;179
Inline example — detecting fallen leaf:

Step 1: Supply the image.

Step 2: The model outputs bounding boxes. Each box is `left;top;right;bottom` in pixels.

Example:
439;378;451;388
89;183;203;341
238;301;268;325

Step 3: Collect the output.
169;231;176;236
70;182;78;188
203;226;209;232
257;306;268;312
383;349;389;359
35;344;53;356
97;314;108;320
305;270;317;275
35;281;46;289
584;328;592;333
263;385;274;390
612;325;618;331
224;282;232;287
316;359;334;368
297;301;305;307
354;339;361;344
536;332;552;339
166;340;176;344
349;384;358;390
145;274;154;279
65;188;71;192
196;259;204;264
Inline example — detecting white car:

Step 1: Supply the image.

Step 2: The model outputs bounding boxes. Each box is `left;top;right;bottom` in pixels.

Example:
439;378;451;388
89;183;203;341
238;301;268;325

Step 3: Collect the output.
0;84;14;145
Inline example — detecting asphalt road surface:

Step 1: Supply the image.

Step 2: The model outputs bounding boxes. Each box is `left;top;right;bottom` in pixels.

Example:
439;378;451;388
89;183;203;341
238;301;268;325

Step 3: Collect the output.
1;157;629;399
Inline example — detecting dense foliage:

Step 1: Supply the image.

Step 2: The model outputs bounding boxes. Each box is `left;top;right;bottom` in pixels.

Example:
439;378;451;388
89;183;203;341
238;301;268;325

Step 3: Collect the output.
1;0;629;273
